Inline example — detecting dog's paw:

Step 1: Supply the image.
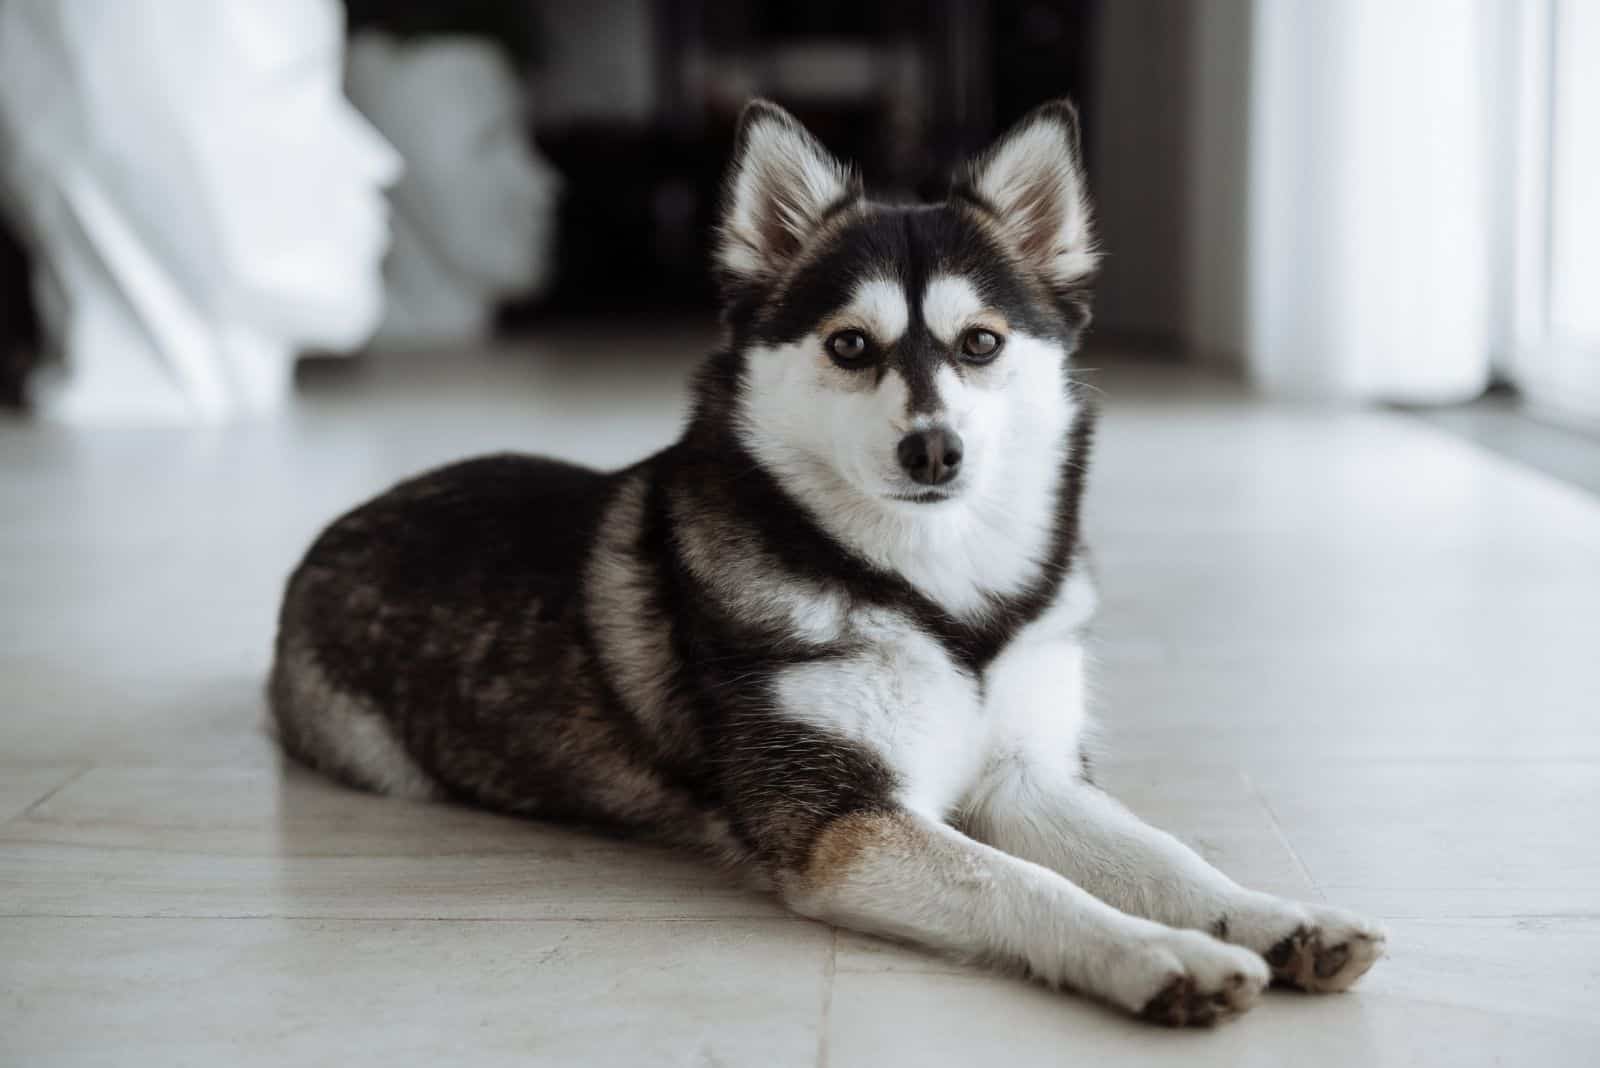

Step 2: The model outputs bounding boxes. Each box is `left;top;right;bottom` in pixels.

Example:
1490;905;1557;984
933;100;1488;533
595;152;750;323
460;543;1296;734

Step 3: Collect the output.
1219;897;1387;992
1114;928;1270;1027
1262;906;1386;992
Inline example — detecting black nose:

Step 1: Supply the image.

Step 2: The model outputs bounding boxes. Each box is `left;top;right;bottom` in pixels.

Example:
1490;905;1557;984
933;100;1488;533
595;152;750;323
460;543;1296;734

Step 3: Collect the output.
896;427;964;486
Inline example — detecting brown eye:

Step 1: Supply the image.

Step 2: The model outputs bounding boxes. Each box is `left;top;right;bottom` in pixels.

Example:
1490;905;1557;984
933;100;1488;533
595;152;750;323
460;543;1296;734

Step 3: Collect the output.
827;329;872;368
961;328;1003;362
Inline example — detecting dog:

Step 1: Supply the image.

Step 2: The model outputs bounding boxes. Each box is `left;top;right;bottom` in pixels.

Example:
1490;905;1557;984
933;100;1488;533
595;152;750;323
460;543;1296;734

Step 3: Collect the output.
270;99;1385;1025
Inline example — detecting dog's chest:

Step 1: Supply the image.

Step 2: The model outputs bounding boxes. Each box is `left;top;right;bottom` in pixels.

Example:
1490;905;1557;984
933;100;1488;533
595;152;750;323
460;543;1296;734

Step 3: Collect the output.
771;577;1093;816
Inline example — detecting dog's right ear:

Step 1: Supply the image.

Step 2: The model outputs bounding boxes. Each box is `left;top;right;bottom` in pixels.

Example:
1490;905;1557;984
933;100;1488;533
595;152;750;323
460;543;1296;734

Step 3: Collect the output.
716;100;860;289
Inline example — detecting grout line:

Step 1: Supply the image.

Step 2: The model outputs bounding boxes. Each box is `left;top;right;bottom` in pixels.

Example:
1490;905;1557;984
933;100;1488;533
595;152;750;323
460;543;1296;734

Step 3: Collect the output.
1242;769;1327;904
10;765;92;824
815;926;838;1068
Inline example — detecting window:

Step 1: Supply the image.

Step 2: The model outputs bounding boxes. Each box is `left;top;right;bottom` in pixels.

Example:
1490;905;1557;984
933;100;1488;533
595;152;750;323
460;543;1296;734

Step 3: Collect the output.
1512;0;1600;429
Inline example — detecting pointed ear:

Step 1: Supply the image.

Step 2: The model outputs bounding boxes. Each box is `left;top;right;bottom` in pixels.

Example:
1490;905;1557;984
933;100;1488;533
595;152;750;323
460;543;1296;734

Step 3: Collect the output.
716;100;860;288
960;100;1098;293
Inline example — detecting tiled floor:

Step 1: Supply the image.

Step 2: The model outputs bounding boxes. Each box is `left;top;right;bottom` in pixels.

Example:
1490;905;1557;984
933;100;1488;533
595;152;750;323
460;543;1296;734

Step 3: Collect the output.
3;333;1598;1066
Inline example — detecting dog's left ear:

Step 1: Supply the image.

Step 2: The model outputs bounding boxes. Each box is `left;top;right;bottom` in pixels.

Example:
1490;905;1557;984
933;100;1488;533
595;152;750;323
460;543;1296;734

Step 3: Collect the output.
716;100;860;289
960;100;1098;295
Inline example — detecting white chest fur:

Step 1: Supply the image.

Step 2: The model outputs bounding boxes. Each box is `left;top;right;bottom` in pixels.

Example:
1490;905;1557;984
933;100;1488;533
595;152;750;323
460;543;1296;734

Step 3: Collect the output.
771;569;1098;817
981;567;1098;774
775;607;985;816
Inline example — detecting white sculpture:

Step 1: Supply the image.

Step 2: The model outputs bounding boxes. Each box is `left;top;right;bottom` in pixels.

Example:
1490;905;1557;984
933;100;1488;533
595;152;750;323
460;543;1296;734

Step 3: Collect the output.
346;32;561;347
0;0;401;423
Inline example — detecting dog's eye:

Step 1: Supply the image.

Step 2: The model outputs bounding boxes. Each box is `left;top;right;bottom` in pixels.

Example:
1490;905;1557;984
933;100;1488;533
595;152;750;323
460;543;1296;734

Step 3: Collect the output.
961;328;1003;362
826;330;873;368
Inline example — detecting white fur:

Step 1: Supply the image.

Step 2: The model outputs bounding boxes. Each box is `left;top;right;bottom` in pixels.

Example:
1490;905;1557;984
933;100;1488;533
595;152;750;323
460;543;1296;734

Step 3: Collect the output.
775;607;984;816
765;565;1088;826
979;570;1098;773
739;327;1073;618
767;555;1375;1008
758;520;1267;1013
782;808;1269;1018
955;586;1388;992
963;755;1387;991
921;274;986;343
760;528;1267;1016
718;110;852;281
849;276;910;343
275;643;438;800
969;114;1099;285
771;573;1098;840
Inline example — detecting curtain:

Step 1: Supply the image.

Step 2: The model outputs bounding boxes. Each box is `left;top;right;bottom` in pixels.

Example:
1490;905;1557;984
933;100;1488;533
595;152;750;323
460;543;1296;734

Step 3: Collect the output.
1187;0;1511;405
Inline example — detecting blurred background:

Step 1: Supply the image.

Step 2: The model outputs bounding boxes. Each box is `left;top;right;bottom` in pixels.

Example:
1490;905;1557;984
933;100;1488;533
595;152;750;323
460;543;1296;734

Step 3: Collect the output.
0;0;1597;438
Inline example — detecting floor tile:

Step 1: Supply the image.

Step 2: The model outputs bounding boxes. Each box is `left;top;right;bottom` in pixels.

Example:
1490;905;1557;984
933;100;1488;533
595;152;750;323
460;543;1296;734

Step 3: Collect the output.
1326;887;1600;919
1356;916;1600;1023
0;767;86;824
0;916;828;1068
1095;763;1318;900
1249;761;1600;895
0;766;783;920
0;671;283;767
825;963;1600;1068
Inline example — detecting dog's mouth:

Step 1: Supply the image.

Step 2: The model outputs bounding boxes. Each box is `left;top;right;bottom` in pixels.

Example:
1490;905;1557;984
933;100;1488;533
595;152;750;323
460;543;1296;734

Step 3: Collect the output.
886;489;957;505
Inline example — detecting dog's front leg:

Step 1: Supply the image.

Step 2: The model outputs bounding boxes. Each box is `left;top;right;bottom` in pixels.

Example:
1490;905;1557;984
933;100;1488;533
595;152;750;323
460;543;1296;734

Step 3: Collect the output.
775;805;1268;1025
963;761;1386;991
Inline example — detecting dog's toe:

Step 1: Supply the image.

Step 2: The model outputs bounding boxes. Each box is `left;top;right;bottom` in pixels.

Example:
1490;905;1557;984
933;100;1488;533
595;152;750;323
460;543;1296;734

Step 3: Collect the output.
1125;929;1268;1027
1268;912;1386;992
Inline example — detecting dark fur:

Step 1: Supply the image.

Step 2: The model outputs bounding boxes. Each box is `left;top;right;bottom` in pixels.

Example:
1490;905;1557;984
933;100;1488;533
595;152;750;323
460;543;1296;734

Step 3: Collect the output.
271;101;1099;883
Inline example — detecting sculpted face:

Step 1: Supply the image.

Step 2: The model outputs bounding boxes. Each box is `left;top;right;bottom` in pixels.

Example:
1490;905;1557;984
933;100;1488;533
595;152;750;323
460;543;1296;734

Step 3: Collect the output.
0;0;401;349
347;34;560;298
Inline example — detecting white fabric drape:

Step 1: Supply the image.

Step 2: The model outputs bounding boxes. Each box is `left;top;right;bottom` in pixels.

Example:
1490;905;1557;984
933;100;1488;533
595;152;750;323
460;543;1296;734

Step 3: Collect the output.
1188;0;1508;404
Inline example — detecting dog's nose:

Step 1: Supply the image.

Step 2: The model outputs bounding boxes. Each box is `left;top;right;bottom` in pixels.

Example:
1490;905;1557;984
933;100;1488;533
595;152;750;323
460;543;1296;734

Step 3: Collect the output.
896;427;963;486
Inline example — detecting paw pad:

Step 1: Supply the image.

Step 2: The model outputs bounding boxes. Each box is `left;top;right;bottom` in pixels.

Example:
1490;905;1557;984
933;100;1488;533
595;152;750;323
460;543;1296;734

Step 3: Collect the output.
1267;924;1383;992
1139;972;1254;1028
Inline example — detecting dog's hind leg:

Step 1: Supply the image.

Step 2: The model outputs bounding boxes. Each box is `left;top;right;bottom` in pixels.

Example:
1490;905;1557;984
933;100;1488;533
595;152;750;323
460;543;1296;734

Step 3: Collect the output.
778;807;1268;1026
963;763;1387;993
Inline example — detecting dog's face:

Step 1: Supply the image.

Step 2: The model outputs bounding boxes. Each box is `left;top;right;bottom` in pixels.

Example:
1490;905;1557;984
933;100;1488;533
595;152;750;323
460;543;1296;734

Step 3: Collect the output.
717;101;1096;517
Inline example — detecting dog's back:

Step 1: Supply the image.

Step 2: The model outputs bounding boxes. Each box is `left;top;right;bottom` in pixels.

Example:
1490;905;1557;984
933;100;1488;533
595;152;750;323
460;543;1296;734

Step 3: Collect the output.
273;455;632;813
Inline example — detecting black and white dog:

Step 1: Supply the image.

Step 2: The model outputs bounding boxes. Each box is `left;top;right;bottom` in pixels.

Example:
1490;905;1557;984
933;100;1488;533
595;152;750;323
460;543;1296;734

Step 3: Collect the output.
271;100;1384;1025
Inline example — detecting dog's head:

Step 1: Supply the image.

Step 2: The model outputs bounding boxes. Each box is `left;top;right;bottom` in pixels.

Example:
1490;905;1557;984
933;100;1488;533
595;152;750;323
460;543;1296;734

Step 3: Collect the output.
716;100;1096;520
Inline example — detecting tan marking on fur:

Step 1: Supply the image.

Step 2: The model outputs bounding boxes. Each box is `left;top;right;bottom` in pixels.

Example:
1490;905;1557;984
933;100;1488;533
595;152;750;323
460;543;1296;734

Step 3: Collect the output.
972;313;1010;336
814;307;904;348
583;474;678;739
815;312;862;340
801;809;939;891
806;811;883;886
669;492;846;643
